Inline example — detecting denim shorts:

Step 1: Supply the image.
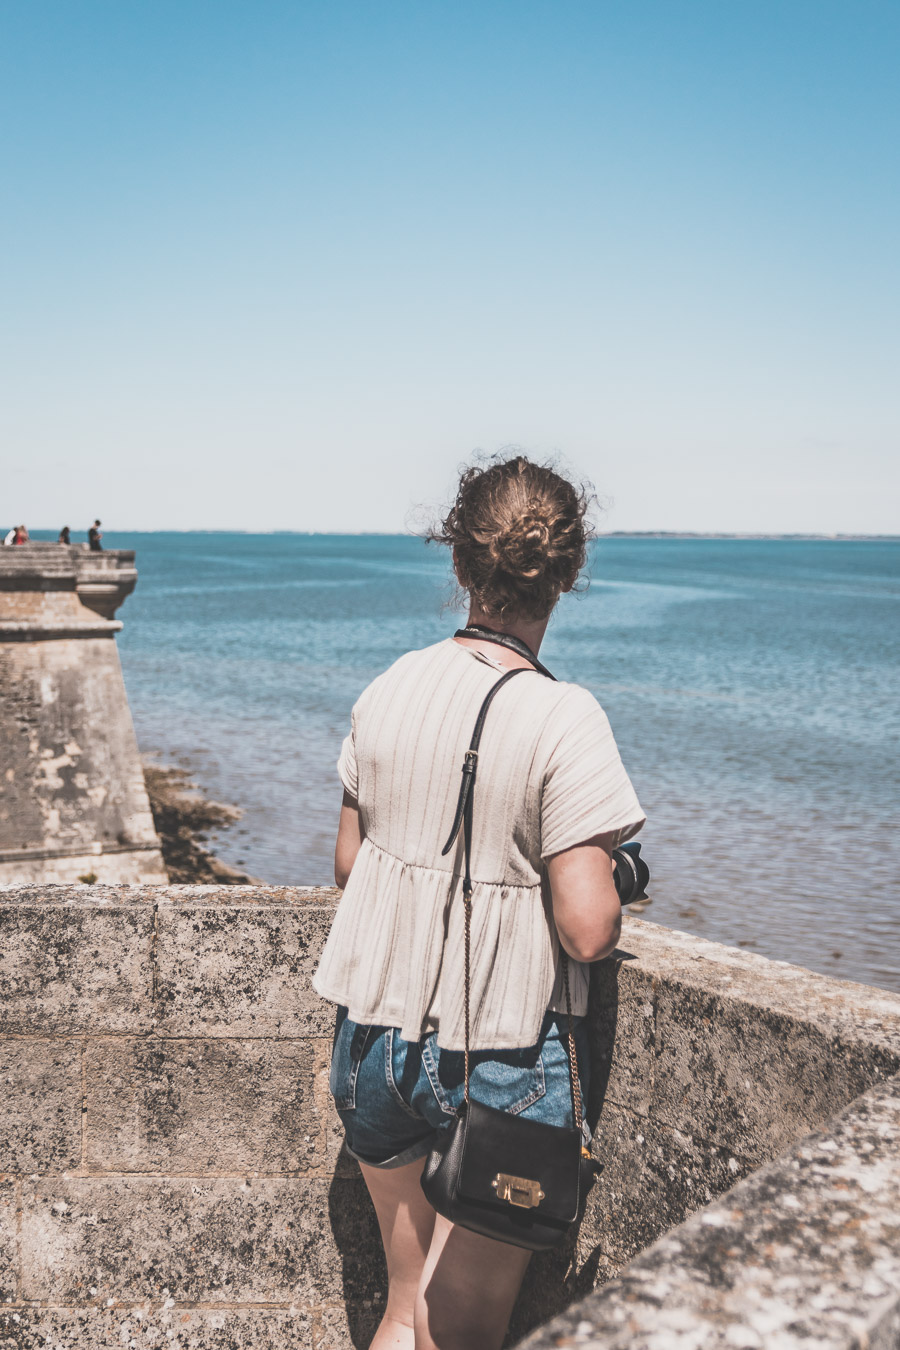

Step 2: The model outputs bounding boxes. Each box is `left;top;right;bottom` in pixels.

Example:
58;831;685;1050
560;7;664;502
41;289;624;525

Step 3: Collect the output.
329;1007;590;1169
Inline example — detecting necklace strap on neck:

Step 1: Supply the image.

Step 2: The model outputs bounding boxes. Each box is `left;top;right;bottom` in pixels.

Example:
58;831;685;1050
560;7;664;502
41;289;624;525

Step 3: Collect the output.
454;626;557;681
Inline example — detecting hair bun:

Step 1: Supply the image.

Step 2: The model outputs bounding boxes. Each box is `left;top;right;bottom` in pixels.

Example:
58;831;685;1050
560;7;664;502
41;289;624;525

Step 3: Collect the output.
428;455;593;620
490;511;553;577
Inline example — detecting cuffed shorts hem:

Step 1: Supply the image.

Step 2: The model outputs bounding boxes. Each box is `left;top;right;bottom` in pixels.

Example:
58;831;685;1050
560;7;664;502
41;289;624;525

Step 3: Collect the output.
344;1131;436;1170
329;1007;590;1173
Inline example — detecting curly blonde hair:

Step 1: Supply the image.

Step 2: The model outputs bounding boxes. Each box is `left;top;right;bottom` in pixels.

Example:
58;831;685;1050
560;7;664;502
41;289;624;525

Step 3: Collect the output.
430;455;594;620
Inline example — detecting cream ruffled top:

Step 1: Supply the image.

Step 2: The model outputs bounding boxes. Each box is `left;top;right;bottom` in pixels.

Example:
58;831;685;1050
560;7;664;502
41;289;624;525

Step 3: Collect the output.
313;638;644;1050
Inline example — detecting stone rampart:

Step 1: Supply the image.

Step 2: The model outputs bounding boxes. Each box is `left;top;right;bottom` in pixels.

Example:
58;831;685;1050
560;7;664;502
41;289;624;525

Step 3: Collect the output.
1;887;899;1349
0;544;165;884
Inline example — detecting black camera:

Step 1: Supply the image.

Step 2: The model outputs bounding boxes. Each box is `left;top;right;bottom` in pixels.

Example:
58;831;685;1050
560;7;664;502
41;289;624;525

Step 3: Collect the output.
612;841;650;906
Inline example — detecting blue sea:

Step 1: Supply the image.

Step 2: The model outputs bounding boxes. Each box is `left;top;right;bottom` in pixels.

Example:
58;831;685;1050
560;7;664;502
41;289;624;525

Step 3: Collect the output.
100;532;898;993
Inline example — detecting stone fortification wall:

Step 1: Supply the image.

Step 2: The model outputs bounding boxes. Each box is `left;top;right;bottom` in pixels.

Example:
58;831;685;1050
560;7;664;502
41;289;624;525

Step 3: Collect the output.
0;545;165;884
1;887;899;1350
527;928;900;1350
523;1074;900;1350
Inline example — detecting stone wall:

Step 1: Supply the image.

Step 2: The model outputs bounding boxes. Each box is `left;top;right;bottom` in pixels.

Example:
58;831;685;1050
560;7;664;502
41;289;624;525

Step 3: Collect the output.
0;545;165;885
525;927;900;1350
1;886;899;1349
522;1074;900;1350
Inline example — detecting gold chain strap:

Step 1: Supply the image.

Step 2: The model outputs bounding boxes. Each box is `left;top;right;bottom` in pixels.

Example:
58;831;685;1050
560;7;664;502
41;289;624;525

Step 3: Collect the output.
462;882;584;1145
561;951;584;1136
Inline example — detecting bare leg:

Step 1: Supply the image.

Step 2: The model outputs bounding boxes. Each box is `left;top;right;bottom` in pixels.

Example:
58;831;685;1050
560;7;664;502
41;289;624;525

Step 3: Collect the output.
358;1156;437;1349
414;1213;532;1350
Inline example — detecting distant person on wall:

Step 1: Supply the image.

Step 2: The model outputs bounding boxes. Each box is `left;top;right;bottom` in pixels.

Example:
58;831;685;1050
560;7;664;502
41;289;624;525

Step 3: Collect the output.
58;526;71;545
88;519;103;551
13;525;28;545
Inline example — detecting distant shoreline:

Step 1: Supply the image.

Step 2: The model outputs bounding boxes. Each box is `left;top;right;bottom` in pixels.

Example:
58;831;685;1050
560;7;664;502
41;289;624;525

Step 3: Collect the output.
20;528;900;541
600;532;900;541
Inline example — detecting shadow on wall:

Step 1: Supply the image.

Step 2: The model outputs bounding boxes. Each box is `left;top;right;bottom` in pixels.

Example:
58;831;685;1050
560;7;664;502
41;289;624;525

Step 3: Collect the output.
324;958;626;1348
328;1164;385;1347
509;956;625;1343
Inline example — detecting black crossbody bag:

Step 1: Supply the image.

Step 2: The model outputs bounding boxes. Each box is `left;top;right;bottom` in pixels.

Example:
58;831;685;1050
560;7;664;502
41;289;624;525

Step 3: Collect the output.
420;630;599;1250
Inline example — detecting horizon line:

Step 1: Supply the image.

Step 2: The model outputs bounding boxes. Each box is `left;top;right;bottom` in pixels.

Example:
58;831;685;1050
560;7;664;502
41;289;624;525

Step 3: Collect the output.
13;528;900;542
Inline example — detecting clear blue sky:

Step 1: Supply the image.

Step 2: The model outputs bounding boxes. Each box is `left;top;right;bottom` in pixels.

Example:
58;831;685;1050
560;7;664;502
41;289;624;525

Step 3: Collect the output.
1;1;897;534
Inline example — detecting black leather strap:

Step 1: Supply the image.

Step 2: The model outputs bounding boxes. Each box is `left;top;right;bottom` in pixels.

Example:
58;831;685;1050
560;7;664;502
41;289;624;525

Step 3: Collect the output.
454;625;557;681
441;668;528;891
439;650;582;1131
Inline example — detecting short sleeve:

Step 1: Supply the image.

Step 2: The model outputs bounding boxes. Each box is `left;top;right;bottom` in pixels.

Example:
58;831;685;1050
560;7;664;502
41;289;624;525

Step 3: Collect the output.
336;706;358;799
540;688;645;859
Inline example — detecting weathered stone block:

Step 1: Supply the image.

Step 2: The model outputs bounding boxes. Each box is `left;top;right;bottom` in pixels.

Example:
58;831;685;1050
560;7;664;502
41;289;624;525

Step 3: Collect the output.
0;884;336;908
621;917;900;1060
0;904;152;1035
317;1302;382;1350
83;1038;324;1173
20;1175;382;1305
522;1074;900;1350
154;906;334;1037
0;1180;17;1302
0;1039;81;1173
0;1307;317;1349
652;981;899;1163
588;972;656;1120
578;1106;753;1269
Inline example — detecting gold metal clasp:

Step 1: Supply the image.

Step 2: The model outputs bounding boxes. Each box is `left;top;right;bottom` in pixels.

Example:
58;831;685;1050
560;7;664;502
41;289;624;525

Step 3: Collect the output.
491;1173;544;1208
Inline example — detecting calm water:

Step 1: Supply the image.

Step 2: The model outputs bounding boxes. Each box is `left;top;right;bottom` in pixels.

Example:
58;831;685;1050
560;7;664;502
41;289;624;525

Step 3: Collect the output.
103;533;898;992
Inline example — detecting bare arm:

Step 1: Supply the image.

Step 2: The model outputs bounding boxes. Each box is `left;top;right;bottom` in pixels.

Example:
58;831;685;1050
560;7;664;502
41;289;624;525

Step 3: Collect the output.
545;833;622;963
334;790;365;889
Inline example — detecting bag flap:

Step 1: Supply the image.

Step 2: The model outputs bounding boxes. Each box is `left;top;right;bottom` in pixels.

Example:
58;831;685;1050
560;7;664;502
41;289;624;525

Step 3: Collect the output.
457;1097;583;1223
